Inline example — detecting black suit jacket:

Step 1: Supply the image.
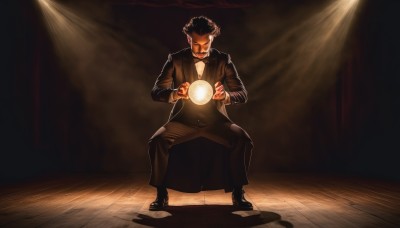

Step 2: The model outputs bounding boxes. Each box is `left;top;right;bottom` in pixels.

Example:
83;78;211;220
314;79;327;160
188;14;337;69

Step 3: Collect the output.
151;47;248;126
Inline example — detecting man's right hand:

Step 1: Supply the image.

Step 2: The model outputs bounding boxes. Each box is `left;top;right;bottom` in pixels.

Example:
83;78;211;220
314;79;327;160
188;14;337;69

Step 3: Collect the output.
173;82;191;100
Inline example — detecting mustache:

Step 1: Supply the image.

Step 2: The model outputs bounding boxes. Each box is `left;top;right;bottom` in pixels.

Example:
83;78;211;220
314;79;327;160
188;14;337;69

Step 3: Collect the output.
193;51;208;55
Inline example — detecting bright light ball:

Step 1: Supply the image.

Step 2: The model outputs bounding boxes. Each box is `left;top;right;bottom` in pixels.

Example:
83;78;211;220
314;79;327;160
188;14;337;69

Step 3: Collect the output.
188;80;213;105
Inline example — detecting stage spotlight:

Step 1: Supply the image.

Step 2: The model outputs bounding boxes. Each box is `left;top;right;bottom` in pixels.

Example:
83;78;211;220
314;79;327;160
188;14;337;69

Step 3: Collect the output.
246;0;362;106
188;80;213;105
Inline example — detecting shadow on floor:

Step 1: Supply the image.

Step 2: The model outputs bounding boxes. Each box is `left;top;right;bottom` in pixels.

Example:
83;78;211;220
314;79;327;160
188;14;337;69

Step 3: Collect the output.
132;205;293;227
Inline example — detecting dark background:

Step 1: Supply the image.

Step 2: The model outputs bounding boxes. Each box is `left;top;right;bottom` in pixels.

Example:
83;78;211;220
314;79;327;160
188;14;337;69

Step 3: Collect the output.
1;0;400;183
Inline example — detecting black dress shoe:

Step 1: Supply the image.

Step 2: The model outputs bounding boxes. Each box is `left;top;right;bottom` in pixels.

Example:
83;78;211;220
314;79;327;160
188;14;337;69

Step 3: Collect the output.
149;191;169;211
232;188;253;210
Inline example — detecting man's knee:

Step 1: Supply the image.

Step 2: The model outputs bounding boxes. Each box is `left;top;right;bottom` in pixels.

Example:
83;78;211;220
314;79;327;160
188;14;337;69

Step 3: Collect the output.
149;127;165;143
230;124;252;143
148;127;174;147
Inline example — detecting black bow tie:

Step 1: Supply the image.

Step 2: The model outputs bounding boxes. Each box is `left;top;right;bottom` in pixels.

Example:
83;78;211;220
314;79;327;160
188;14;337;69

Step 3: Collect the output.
193;56;209;64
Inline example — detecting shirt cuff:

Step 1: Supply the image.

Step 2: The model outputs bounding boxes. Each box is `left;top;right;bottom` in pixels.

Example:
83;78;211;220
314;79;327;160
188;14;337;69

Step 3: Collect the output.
168;89;179;104
223;92;231;105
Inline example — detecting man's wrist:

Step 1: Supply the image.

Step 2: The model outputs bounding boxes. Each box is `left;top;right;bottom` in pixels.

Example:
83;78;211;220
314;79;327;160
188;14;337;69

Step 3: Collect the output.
172;89;180;100
168;89;179;103
223;91;231;105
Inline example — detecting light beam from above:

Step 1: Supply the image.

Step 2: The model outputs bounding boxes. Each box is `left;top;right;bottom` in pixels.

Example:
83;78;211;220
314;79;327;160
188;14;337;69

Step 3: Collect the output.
245;0;361;102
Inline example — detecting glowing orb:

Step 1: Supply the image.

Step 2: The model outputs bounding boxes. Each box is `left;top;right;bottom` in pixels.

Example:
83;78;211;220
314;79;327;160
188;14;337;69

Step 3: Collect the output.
188;80;213;105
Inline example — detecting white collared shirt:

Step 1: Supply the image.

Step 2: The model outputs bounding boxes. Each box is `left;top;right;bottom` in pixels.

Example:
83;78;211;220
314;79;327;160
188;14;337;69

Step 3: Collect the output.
194;61;206;79
169;52;230;104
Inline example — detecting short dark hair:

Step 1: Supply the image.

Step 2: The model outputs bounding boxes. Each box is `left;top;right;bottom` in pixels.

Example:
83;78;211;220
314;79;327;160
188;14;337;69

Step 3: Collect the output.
182;16;221;37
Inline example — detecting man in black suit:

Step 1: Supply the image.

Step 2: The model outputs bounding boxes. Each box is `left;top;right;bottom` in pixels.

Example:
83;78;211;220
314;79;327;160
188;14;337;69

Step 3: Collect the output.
148;16;253;210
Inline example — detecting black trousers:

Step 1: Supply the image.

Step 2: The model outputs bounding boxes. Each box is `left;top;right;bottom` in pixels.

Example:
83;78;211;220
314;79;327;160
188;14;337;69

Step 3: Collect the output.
148;120;253;189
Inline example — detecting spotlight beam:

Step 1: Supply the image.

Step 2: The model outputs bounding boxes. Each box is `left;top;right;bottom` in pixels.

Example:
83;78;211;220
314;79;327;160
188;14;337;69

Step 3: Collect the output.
246;0;361;103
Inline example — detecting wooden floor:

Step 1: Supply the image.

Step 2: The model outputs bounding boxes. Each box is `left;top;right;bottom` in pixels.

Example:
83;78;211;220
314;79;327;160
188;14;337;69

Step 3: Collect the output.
0;173;399;228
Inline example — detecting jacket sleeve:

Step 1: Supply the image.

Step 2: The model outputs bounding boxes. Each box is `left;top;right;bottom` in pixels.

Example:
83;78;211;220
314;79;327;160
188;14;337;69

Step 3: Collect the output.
151;54;176;103
224;54;248;104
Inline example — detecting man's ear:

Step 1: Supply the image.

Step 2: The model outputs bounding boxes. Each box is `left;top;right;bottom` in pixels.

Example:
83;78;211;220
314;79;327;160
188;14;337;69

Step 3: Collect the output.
186;35;192;45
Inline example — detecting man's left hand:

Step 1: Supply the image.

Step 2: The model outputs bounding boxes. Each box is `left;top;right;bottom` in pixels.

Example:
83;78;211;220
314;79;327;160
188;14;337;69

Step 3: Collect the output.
212;81;226;100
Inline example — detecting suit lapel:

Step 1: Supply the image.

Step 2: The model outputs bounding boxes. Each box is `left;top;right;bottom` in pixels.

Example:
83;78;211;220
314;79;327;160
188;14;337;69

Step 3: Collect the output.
182;48;218;84
182;49;198;83
203;49;217;84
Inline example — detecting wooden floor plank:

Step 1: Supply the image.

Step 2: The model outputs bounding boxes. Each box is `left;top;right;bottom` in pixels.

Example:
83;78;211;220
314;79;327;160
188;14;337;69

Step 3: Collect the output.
0;173;399;228
83;177;149;228
1;177;134;227
245;183;320;228
252;175;343;228
0;177;93;226
249;174;396;228
322;177;400;207
0;176;86;210
314;179;400;226
35;178;136;228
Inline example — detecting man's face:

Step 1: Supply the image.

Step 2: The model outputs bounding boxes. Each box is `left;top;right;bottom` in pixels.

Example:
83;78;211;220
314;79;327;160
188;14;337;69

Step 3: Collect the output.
187;32;214;59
